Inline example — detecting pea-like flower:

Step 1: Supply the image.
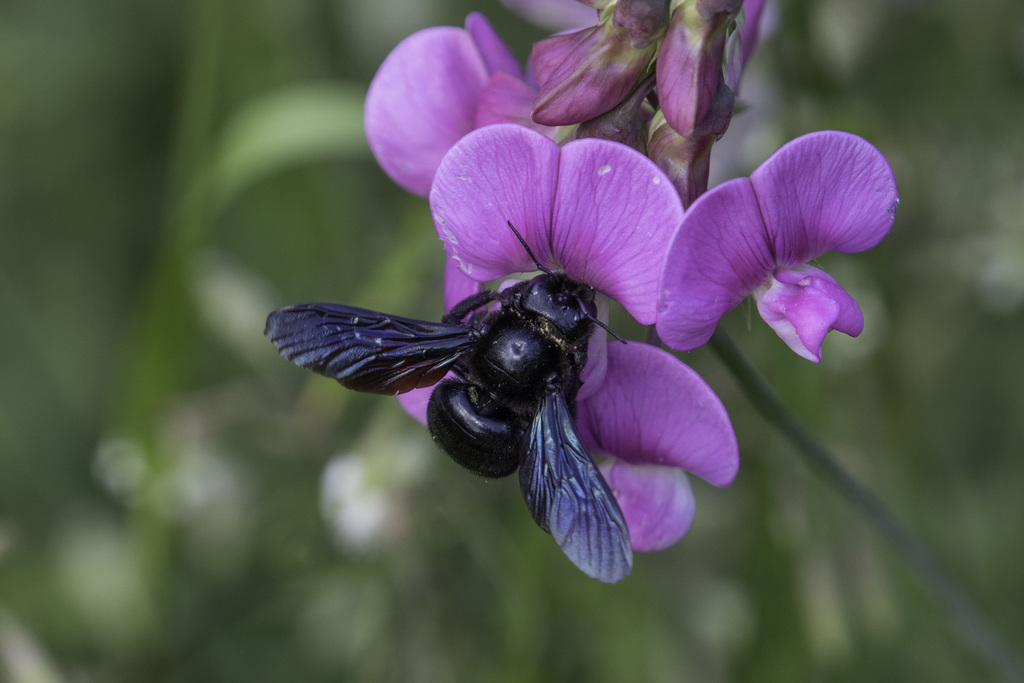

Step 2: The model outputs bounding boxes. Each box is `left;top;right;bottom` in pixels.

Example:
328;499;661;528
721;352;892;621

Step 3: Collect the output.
657;131;899;361
531;0;764;136
656;0;765;136
364;13;553;197
403;123;739;570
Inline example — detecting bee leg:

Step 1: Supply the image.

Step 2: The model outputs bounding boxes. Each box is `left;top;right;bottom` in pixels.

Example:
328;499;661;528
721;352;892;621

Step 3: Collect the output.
443;289;497;325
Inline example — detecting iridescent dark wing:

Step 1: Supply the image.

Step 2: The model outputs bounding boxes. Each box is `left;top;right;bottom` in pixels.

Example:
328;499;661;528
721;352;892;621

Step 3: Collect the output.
265;303;476;395
518;389;633;583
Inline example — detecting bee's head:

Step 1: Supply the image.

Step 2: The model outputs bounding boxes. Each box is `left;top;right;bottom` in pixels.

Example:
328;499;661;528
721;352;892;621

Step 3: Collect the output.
520;274;596;343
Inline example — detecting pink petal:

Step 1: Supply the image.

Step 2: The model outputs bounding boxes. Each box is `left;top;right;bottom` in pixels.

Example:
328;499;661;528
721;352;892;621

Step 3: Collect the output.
656;11;716;136
364;27;489;196
577;342;739;487
465;12;523;78
656;177;774;351
751;131;899;264
476;72;552;135
443;258;486;313
532;23;656;126
531;27;595;89
396;386;432;425
754;265;864;362
611;0;671;48
430;125;560;282
598;460;695;551
740;0;766;70
551;138;683;325
726;0;767;92
577;294;609;401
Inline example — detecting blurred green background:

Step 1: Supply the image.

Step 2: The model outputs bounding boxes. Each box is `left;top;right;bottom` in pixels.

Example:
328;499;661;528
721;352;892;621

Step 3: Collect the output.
2;0;1023;680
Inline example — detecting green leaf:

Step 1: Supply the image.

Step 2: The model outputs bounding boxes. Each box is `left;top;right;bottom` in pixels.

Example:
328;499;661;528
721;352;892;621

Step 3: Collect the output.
208;82;367;209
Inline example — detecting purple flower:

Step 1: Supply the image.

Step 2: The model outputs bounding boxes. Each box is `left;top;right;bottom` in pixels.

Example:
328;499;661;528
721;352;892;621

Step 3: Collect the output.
656;0;742;137
364;13;553;196
645;0;765;204
419;123;739;553
431;124;677;324
530;0;764;134
397;339;738;553
657;131;899;361
531;19;660;126
582;342;738;550
726;0;765;92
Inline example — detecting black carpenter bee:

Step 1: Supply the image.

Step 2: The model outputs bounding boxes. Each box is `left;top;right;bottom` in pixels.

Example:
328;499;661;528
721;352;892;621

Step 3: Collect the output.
265;227;632;582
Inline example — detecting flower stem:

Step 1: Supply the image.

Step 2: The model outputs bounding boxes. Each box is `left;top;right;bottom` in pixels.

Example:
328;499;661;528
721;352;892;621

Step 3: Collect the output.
112;0;227;624
708;328;1024;683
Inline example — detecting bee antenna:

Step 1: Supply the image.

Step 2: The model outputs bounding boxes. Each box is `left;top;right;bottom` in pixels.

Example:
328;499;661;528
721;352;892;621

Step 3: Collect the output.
587;311;627;344
507;220;554;276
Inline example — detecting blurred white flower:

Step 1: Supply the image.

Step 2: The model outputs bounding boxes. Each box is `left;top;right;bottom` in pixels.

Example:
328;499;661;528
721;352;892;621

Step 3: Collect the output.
319;417;432;553
0;611;65;683
53;515;157;650
92;436;148;504
320;452;391;552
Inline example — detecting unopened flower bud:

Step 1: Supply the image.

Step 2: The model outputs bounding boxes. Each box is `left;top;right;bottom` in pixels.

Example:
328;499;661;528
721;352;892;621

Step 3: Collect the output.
691;77;735;139
655;0;741;137
532;20;659;126
613;0;671;48
572;74;656;153
647;111;712;207
725;0;766;92
695;0;743;19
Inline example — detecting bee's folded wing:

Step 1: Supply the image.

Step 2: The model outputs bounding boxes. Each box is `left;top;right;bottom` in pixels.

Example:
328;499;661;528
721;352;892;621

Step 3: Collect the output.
265;303;475;395
518;389;633;583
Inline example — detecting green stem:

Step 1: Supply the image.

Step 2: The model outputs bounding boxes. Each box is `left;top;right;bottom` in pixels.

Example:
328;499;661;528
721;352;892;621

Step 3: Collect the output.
708;328;1024;683
113;0;226;626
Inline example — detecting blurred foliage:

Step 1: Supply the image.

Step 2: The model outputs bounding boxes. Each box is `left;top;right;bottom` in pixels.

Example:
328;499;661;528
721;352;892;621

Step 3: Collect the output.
1;0;1023;681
